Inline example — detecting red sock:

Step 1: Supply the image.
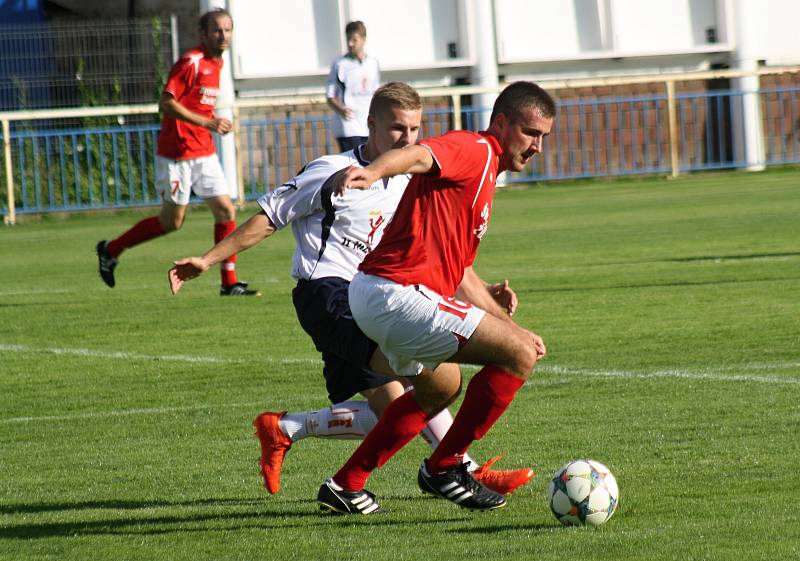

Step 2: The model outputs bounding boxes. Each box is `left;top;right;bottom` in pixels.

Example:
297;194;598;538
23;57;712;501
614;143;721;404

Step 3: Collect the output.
214;221;237;286
107;216;165;258
426;365;525;473
333;392;431;491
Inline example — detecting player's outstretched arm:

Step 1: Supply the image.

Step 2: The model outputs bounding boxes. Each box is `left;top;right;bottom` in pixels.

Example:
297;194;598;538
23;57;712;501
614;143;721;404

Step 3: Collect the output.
168;256;207;294
333;144;435;195
168;211;276;295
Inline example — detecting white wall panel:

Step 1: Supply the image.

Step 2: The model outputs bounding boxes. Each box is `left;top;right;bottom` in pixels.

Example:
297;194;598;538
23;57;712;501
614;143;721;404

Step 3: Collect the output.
495;0;605;62
610;0;717;53
349;0;465;68
230;0;340;78
228;0;797;92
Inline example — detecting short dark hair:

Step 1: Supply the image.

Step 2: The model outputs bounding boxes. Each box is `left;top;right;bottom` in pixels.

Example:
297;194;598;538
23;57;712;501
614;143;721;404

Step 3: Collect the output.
345;20;367;37
199;8;232;32
369;82;422;117
490;81;556;124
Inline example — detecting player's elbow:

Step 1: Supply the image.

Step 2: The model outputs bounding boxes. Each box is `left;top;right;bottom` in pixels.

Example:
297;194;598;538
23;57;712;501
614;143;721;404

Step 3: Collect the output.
158;94;176;115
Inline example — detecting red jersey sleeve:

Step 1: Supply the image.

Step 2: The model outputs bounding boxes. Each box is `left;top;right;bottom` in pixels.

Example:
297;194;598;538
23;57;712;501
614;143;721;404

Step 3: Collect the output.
163;56;197;101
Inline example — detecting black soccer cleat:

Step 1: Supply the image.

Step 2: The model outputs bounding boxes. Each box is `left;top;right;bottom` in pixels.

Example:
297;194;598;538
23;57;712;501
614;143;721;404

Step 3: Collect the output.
317;478;384;515
219;281;261;296
418;460;507;511
96;240;118;288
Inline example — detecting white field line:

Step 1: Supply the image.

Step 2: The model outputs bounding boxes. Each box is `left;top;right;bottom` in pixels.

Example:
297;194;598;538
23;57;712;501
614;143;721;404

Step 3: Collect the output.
3;343;796;374
0;402;268;424
529;364;800;386
1;343;798;424
0;343;320;366
0;289;75;296
0;276;286;297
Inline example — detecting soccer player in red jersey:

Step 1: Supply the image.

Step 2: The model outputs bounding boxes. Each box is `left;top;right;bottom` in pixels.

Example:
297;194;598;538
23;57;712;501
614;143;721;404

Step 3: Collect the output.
96;8;258;296
316;81;555;514
168;83;535;499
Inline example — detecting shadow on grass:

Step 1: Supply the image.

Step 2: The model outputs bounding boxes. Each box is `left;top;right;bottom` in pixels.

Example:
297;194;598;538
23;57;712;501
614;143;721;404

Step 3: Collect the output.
0;495;477;539
663;251;800;262
0;497;263;515
449;522;557;534
581;251;800;268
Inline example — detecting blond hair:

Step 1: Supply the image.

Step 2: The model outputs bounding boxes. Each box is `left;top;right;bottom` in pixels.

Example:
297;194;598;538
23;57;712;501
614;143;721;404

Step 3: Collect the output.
369;82;422;118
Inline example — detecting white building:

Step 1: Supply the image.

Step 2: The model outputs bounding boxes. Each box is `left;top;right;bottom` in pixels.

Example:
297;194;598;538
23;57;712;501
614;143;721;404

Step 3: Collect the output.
228;0;800;97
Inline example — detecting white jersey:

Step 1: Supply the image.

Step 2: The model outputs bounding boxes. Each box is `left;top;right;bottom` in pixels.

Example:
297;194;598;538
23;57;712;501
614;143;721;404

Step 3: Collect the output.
257;145;408;281
326;54;380;138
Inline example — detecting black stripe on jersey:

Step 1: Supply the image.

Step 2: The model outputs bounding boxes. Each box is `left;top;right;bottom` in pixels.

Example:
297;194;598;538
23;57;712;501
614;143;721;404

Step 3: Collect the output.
354;145;369;167
308;170;341;277
272;178;298;197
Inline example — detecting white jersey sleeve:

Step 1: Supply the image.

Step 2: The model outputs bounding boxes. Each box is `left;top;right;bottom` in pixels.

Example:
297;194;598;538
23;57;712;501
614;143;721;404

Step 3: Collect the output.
257;155;350;230
325;59;343;101
256;147;408;282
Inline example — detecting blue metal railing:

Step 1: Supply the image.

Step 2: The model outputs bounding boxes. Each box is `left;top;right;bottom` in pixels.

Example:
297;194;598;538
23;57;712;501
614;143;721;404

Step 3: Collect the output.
3;86;799;216
8;123;161;212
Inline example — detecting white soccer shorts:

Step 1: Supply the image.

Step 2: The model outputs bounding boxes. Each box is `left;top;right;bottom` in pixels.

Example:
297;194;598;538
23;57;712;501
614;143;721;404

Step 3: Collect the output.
156;155;228;205
348;272;486;377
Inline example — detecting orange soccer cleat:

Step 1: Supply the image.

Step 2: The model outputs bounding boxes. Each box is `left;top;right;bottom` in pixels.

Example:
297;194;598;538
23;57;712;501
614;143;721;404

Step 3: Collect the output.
253;411;293;494
472;454;535;495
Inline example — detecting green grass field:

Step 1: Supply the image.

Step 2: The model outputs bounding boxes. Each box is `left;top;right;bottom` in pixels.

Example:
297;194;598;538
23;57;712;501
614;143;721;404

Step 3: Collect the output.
1;169;799;561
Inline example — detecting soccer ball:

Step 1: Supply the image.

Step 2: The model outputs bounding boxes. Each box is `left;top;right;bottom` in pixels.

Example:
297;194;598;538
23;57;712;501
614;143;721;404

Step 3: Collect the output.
548;459;619;527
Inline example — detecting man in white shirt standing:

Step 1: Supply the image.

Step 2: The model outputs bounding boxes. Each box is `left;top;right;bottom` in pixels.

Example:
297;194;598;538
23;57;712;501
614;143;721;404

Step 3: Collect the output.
326;20;380;153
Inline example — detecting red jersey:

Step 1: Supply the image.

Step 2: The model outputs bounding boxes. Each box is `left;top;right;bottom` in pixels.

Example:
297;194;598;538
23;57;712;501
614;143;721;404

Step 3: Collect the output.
359;130;501;297
156;46;222;160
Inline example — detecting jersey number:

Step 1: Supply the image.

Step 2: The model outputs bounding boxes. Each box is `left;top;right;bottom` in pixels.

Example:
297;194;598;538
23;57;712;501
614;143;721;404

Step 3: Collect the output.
171;180;181;196
437;297;472;320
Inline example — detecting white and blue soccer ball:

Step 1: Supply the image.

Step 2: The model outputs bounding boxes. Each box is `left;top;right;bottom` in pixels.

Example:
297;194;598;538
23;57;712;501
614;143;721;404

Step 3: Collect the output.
548;459;619;527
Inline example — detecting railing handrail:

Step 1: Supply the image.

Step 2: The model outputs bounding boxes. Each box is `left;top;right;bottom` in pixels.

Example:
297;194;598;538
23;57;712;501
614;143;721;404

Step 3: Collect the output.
3;66;799;224
2;65;799;124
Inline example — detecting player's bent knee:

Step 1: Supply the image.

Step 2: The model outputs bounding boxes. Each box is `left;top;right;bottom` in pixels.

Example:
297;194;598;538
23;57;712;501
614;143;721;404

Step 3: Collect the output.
504;335;539;379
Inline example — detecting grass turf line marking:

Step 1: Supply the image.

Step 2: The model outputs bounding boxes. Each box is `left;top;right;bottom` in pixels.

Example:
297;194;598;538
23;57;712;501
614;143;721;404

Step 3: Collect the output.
0;289;75;296
1;344;798;425
0;402;269;424
0;343;320;366
531;364;800;386
2;343;797;384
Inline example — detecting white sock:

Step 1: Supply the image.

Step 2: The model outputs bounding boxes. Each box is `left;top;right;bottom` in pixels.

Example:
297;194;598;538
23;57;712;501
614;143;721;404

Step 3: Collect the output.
279;401;378;442
281;396;477;471
420;406;479;471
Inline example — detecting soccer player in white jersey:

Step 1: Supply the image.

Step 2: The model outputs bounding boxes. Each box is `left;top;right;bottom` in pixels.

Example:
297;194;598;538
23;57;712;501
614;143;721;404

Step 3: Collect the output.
168;82;533;498
326;21;380;153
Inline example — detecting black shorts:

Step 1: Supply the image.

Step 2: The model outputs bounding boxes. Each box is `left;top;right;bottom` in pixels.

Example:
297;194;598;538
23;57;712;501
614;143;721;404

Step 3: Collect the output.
292;277;393;403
